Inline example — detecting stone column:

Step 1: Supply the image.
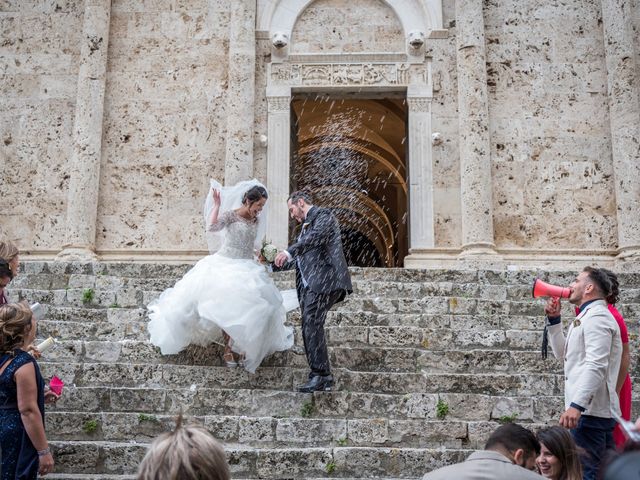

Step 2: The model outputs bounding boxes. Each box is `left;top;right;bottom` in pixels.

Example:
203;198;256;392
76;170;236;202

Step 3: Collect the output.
265;86;291;249
58;0;111;261
601;0;640;260
455;0;496;255
407;85;435;251
224;0;256;185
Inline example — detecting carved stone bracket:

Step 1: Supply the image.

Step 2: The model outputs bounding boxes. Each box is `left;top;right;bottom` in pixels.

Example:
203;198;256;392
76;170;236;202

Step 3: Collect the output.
269;62;429;88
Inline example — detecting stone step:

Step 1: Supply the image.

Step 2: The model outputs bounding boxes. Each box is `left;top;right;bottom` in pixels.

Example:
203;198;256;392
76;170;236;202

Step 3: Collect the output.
10;276;545;302
38;305;557;330
49;441;470;477
47;476;135;480
47;386;564;423
46;476;416;480
37;337;561;374
36;323;556;354
37;361;563;396
13;286;640;320
17;261;640;284
46;411;472;449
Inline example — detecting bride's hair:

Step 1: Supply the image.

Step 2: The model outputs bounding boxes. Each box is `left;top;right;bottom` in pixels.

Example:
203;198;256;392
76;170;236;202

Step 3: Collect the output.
242;185;268;205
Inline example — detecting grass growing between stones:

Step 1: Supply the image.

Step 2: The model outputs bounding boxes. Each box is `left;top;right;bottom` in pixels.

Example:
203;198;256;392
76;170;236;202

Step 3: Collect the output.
498;412;519;423
83;419;99;434
325;461;337;474
336;437;348;446
436;399;449;419
82;288;95;304
300;401;314;418
138;413;159;423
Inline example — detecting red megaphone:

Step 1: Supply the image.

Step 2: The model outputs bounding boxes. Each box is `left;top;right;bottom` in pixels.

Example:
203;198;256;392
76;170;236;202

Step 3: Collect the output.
532;279;571;299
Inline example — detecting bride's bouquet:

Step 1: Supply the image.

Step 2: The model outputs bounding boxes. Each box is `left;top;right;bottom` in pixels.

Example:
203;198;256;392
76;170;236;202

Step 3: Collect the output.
260;239;278;265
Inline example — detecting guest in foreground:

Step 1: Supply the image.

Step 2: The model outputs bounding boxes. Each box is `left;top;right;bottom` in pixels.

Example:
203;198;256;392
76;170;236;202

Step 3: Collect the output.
421;423;543;479
137;418;230;480
544;267;622;480
0;239;20;277
0;259;12;305
0;302;58;478
536;426;582;480
602;451;640;480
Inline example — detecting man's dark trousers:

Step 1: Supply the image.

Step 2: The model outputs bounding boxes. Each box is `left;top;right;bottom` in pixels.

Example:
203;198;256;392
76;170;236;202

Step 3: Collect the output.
571;415;616;480
299;286;343;378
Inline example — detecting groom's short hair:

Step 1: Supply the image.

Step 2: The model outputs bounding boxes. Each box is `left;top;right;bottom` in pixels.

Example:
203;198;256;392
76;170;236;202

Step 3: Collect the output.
288;190;313;205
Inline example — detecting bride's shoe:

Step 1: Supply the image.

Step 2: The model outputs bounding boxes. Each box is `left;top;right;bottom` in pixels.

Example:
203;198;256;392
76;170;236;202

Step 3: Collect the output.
237;353;246;368
223;348;237;368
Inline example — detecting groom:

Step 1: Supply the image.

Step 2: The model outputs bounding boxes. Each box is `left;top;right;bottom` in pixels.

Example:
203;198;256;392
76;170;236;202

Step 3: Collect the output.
274;190;352;393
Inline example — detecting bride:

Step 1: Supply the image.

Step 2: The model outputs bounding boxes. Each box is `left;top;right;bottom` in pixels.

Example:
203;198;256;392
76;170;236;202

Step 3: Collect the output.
147;179;296;373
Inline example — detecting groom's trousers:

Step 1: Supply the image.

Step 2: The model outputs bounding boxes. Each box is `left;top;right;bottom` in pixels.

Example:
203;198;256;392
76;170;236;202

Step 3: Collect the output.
299;287;344;377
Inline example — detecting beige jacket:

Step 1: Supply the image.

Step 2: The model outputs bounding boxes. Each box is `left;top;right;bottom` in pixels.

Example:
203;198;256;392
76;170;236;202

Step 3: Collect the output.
422;451;543;480
547;299;622;417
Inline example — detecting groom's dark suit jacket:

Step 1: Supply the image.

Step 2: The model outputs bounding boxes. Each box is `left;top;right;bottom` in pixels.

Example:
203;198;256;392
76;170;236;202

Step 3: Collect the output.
287;206;352;300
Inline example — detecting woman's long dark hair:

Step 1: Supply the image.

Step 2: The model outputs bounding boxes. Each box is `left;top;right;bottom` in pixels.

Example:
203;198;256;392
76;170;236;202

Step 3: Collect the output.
537;426;583;480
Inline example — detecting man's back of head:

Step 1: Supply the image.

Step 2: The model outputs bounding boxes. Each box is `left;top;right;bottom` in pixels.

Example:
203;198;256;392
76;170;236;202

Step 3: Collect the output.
422;423;543;479
485;423;540;470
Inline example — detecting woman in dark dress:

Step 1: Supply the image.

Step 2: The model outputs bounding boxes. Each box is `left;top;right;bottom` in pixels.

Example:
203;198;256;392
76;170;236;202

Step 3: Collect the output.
0;302;56;478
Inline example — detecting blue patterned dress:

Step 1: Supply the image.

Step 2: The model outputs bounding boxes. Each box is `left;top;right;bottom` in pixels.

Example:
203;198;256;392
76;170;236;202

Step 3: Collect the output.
0;349;45;480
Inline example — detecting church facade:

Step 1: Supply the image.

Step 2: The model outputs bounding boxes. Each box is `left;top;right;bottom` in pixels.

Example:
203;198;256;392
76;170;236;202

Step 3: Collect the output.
1;0;639;269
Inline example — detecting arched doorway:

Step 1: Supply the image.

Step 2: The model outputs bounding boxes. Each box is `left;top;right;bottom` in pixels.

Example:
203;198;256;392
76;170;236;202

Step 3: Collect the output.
289;95;408;267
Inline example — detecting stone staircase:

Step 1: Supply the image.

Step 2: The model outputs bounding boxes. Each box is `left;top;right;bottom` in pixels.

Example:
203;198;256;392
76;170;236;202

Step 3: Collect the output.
7;262;640;479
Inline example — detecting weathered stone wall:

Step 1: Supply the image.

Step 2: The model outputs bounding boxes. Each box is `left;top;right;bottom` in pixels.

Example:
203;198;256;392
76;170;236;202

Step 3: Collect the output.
484;0;616;250
95;0;232;251
290;0;404;54
1;0;636;260
0;1;83;249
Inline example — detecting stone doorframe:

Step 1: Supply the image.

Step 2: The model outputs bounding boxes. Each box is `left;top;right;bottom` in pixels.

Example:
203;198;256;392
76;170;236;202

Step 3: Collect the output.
265;60;436;260
260;0;446;260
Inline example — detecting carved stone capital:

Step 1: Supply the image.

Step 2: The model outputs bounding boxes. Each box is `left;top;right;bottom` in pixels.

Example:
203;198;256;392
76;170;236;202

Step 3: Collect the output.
407;97;431;112
267;96;291;113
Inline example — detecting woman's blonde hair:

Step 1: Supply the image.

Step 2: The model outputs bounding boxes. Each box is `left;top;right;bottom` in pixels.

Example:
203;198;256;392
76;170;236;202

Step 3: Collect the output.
0;302;33;354
0;240;19;264
137;418;230;480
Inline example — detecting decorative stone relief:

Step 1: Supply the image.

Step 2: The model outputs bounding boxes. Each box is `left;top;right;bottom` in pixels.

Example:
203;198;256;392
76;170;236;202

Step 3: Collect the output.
268;62;429;87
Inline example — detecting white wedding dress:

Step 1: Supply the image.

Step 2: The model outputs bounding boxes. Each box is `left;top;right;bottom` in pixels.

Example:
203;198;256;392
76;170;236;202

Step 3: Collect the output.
147;210;296;373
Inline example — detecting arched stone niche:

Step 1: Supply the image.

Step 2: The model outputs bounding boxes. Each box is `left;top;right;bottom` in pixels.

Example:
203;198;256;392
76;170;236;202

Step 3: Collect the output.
261;0;443;263
289;0;405;54
259;0;446;53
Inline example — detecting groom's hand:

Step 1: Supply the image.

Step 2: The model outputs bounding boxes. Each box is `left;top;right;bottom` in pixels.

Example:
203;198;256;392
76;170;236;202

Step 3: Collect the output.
274;251;289;267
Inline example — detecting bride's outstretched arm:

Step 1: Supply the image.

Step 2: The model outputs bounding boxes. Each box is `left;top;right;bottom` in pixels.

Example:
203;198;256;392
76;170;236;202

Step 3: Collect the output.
207;188;223;231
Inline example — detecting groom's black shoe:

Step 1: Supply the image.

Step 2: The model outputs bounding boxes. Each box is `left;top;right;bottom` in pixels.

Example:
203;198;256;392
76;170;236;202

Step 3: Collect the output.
297;374;333;393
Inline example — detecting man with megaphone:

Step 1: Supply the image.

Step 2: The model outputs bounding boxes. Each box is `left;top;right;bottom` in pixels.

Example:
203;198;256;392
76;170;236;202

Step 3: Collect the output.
541;267;622;480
